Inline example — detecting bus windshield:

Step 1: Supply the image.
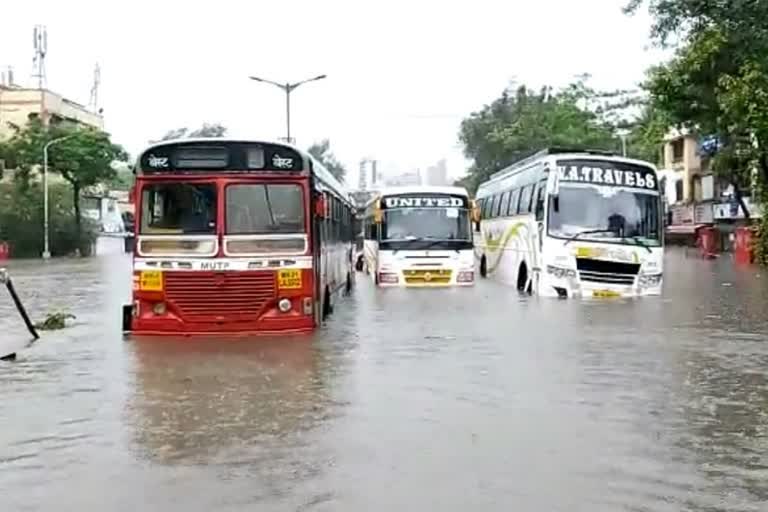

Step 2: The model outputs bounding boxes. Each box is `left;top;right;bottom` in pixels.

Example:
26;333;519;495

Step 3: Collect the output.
226;184;305;234
548;185;661;246
140;183;216;235
382;207;471;241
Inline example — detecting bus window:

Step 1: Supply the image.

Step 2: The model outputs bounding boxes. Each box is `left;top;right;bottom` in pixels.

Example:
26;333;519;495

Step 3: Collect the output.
490;195;500;218
499;191;510;218
226;184;305;234
508;189;520;216
141;183;216;234
519;185;534;214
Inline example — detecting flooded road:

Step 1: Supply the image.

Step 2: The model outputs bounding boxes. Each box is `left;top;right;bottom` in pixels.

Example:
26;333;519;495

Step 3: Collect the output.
2;249;768;511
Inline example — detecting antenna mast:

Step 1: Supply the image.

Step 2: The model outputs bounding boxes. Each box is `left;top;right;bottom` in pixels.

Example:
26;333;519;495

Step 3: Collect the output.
89;63;101;111
32;25;48;89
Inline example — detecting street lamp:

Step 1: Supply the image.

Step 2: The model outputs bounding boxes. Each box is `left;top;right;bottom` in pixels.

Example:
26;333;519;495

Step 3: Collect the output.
42;134;74;259
616;129;631;157
248;74;327;143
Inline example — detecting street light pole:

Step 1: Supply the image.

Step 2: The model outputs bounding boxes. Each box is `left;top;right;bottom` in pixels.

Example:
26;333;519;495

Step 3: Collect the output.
42;135;74;259
616;129;631;158
286;85;291;142
248;74;327;143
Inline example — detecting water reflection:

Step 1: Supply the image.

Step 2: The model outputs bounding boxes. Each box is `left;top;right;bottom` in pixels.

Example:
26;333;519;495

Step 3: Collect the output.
126;337;333;466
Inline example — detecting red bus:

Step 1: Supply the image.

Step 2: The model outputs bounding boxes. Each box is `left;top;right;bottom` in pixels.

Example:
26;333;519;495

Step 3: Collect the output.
121;138;356;335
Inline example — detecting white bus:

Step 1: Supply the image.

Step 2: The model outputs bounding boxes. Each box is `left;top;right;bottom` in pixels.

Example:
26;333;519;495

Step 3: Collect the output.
361;186;476;287
474;148;664;298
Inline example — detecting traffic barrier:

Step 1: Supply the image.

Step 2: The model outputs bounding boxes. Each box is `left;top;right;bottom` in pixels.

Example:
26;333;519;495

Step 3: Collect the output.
695;226;719;259
734;226;756;265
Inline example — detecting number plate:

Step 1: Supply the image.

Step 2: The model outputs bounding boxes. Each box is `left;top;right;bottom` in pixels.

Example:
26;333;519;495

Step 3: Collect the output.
139;270;163;291
278;269;302;289
592;289;620;298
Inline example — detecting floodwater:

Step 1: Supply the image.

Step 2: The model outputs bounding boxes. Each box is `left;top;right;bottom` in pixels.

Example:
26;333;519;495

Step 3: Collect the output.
1;249;768;511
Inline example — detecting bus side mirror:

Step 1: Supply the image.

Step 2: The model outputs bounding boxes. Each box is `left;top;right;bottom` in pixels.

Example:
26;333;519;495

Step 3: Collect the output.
553;195;560;213
314;195;328;218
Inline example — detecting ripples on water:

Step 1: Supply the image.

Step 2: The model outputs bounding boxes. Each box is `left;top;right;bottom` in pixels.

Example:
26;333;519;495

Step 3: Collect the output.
1;249;767;511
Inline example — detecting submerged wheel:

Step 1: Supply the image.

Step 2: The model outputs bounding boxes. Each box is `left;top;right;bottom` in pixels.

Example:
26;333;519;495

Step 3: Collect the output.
322;287;333;320
345;272;353;295
480;255;488;278
517;263;531;294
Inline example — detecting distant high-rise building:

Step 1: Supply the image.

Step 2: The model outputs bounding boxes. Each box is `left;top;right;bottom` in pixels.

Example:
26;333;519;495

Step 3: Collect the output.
384;169;422;187
425;159;449;186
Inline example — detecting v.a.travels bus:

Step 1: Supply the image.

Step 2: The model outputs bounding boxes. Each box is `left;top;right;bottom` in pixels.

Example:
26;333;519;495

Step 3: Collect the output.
122;138;356;335
474;148;664;298
361;186;476;287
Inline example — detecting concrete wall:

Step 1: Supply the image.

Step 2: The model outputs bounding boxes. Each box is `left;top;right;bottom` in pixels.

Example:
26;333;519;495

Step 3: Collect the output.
0;87;103;141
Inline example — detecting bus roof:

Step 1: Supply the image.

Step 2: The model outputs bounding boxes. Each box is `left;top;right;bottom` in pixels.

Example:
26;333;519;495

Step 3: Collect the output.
480;148;658;189
363;185;469;208
134;137;353;204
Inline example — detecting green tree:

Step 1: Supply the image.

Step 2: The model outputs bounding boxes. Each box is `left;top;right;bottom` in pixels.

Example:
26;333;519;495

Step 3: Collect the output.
4;120;128;252
457;80;621;194
307;139;347;182
627;0;768;262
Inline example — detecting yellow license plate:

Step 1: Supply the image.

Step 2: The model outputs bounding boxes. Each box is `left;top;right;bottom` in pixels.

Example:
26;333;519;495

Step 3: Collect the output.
278;269;302;289
139;270;163;291
593;289;620;298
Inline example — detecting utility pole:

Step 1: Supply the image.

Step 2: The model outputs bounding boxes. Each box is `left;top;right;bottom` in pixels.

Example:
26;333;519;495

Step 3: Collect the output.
42;135;74;259
248;74;327;144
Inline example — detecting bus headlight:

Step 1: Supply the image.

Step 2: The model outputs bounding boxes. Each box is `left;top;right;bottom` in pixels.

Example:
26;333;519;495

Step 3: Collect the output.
546;265;576;279
278;298;292;312
152;302;167;315
639;273;662;287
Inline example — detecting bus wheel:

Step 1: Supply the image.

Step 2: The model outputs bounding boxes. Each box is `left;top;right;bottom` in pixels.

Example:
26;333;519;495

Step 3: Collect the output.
517;263;530;294
480;255;488;278
322;287;333;319
345;272;353;294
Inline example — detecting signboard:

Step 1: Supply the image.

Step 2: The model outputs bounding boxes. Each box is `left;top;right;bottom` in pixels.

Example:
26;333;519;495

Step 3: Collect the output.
381;195;469;209
139;142;304;173
557;159;658;191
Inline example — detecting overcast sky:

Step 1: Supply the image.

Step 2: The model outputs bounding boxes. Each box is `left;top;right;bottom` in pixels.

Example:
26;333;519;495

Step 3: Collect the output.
3;0;665;185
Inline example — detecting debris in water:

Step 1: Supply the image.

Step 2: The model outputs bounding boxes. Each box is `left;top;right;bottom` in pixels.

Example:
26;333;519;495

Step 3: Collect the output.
34;312;76;331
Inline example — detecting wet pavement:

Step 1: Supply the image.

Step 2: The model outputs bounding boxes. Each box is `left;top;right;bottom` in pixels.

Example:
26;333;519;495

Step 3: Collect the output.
1;249;768;511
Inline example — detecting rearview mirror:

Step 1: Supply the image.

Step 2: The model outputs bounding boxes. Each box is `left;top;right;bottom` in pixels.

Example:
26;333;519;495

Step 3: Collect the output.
314;194;328;218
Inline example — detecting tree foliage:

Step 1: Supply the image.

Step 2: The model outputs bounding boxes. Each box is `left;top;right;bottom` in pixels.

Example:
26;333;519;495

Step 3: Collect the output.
627;0;768;262
3;119;128;252
157;123;228;141
0;181;96;257
307;139;347;182
456;79;636;194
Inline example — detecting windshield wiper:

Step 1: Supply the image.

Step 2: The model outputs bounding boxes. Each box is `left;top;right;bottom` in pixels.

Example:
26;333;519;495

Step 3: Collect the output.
623;236;653;253
388;236;467;254
562;229;617;246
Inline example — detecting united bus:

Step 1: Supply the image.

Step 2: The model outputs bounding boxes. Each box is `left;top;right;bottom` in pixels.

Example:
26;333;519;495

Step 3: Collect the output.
474;148;664;298
360;186;476;287
122;138;356;335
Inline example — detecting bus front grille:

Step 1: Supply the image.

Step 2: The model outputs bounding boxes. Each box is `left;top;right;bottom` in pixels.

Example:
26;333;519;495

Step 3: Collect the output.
403;269;452;284
164;272;276;319
576;258;639;286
